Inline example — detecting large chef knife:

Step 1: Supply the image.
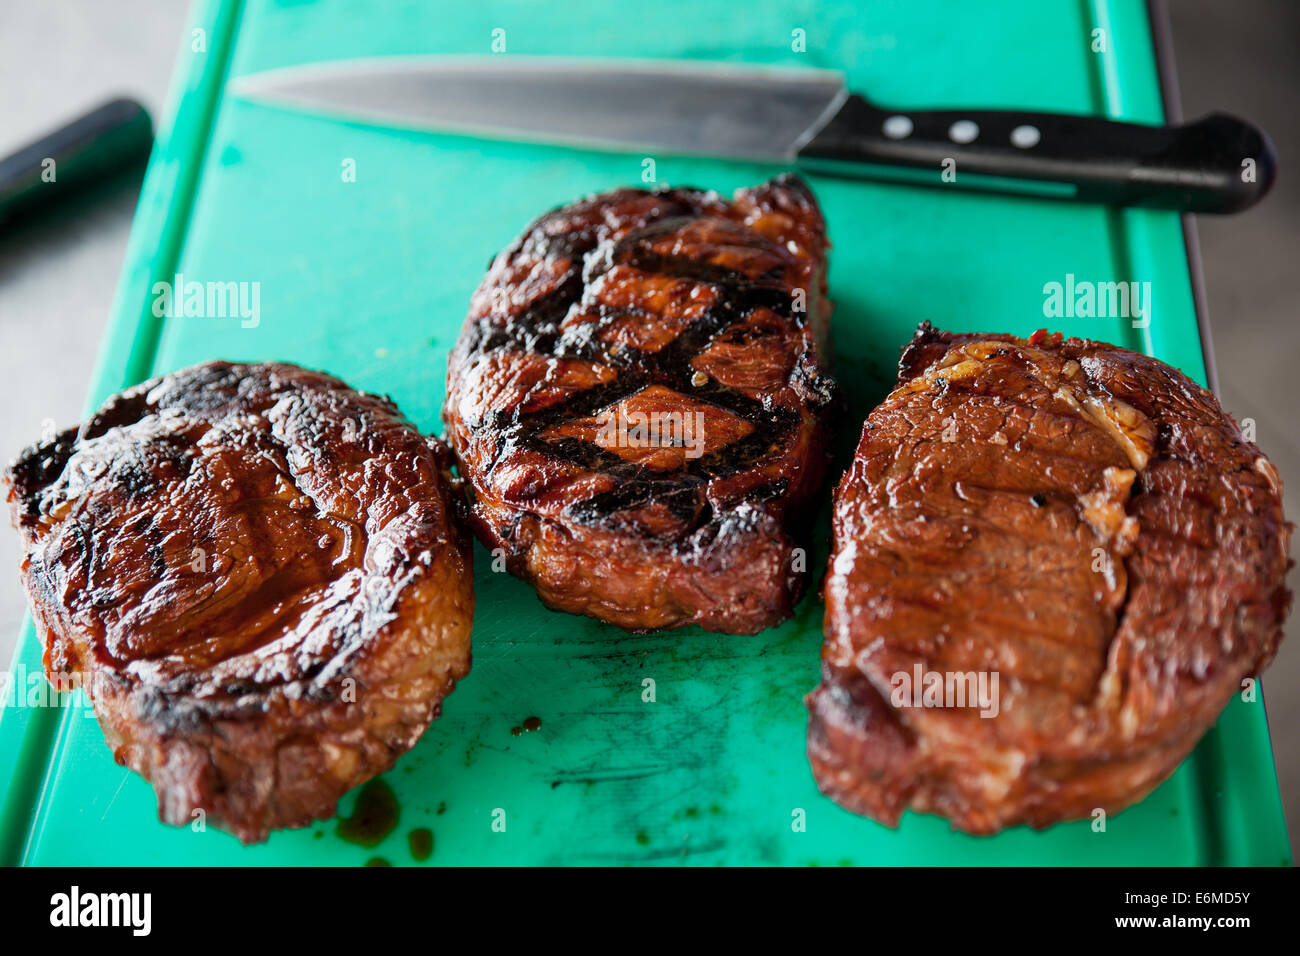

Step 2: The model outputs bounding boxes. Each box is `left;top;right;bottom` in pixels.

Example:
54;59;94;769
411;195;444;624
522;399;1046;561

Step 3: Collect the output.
231;57;1274;213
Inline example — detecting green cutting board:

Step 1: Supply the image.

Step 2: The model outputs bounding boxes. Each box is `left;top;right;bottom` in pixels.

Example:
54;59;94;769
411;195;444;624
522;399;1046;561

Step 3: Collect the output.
1;0;1290;866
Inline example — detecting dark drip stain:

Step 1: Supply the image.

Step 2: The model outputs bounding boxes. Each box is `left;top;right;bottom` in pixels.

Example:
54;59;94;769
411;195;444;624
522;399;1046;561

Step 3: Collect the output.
511;715;543;736
337;778;400;848
408;827;434;862
364;857;391;867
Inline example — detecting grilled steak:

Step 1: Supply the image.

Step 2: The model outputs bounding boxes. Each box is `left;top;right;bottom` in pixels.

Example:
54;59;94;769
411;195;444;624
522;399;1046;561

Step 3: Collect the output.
808;324;1291;833
445;175;836;634
3;362;474;843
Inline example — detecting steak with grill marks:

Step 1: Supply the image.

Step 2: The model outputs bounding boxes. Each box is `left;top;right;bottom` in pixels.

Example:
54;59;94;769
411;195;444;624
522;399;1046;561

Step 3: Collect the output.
3;362;474;843
445;174;836;634
808;323;1291;833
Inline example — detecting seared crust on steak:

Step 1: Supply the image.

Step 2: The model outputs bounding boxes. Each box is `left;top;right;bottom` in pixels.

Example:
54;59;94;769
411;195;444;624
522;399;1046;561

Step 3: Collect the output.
3;362;474;843
808;323;1291;833
445;174;837;634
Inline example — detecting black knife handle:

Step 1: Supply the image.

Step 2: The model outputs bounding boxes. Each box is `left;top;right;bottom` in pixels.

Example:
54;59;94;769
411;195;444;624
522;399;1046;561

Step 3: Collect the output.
797;93;1275;213
0;98;154;225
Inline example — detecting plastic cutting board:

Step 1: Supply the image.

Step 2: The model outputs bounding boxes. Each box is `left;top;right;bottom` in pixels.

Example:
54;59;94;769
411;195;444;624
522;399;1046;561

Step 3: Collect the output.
0;0;1290;866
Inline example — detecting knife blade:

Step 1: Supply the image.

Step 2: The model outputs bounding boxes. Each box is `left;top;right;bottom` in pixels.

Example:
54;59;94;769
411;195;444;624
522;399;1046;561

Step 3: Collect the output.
230;56;1275;214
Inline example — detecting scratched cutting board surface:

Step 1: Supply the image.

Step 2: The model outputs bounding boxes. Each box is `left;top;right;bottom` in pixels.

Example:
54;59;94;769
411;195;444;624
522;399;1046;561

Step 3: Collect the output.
0;0;1290;866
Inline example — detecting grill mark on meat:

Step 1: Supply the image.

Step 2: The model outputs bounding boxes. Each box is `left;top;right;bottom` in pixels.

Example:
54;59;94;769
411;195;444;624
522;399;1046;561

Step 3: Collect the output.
447;175;836;633
465;206;826;484
809;322;1291;834
3;361;475;843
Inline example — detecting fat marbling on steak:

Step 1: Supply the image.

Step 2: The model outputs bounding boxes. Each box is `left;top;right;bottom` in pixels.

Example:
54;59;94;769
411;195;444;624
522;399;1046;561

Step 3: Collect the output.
445;175;837;634
808;323;1291;833
3;362;474;843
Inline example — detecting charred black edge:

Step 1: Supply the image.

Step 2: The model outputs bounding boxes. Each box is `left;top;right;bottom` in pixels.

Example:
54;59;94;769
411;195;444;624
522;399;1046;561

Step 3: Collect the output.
7;359;419;499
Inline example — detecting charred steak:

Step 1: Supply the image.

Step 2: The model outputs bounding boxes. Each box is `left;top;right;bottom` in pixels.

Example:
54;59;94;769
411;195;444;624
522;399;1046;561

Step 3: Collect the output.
3;362;474;843
445;174;836;634
808;324;1291;833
